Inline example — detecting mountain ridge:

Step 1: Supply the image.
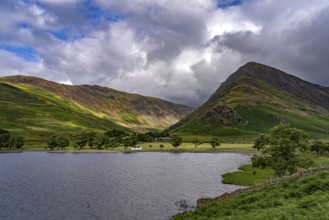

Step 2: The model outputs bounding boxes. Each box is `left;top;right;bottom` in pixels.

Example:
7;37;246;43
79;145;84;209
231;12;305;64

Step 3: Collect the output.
0;75;193;139
167;62;329;139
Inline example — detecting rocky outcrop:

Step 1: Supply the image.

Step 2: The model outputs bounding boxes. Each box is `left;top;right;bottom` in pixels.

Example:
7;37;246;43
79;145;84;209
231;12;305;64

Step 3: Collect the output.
202;105;244;126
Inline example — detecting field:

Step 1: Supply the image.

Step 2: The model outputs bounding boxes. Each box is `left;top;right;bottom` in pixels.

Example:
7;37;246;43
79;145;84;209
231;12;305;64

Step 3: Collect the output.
14;141;254;152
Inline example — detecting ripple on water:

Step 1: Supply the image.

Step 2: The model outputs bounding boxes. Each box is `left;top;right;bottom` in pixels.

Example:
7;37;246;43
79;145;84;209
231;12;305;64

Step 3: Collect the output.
0;152;250;220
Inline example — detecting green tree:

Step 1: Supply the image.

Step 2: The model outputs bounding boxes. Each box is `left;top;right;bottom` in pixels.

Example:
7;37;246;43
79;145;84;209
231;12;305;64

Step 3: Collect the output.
47;135;58;150
73;132;88;150
159;144;164;150
252;124;313;177
137;133;153;142
311;141;326;155
87;132;96;149
105;129;128;142
170;135;182;149
253;134;269;151
122;135;138;149
0;133;12;150
326;143;329;154
0;131;24;150
11;136;24;150
210;137;220;149
192;138;202;149
94;134;109;150
106;137;119;149
0;129;9;135
57;137;69;150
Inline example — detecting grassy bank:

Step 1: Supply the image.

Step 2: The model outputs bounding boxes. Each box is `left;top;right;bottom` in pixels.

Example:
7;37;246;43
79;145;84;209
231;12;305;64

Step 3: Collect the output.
222;164;275;186
222;154;329;186
172;169;329;220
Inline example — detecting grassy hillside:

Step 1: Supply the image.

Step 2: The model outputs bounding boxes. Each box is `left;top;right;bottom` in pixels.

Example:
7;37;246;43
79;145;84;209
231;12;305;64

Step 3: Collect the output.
0;75;192;140
167;62;329;140
172;170;329;220
0;83;128;140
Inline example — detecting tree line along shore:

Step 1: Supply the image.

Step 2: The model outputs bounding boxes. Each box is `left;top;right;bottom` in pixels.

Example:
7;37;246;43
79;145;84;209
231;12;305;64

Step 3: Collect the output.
2;124;329;219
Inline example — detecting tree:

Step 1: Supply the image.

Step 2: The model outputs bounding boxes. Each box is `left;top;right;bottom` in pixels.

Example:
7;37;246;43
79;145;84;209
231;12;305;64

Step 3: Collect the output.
159;144;164;150
47;135;58;150
105;129;128;142
170;135;182;149
0;131;24;150
253;134;269;151
0;133;11;150
252;124;314;177
122;135;138;149
106;137;119;149
57;137;69;150
73;133;88;150
86;132;96;149
326;143;329;154
0;129;9;135
11;136;24;150
137;133;153;142
210;137;220;149
94;134;109;150
311;141;326;155
192;138;202;149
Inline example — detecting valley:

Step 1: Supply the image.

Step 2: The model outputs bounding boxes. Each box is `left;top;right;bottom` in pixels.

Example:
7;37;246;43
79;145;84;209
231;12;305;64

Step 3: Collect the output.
1;62;329;220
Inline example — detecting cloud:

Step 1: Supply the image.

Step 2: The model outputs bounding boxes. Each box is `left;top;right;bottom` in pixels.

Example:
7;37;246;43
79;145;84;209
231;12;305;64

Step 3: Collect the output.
39;0;80;5
0;0;329;107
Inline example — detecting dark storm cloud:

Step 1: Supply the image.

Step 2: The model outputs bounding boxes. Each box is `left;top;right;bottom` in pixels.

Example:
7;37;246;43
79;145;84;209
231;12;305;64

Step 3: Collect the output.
209;4;329;87
0;0;329;107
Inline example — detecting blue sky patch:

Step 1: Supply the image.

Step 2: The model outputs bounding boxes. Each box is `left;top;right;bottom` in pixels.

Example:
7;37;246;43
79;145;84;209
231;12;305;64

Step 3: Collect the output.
83;0;124;26
217;0;242;9
48;29;68;41
48;29;87;42
17;23;32;29
0;45;39;62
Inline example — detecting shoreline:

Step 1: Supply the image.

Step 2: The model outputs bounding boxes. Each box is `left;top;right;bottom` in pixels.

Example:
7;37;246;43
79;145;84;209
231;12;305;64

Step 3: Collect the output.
0;149;255;154
172;166;329;219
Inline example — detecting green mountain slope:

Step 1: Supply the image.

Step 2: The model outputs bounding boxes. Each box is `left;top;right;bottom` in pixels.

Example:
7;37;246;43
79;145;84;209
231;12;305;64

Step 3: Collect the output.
0;75;192;139
167;62;329;140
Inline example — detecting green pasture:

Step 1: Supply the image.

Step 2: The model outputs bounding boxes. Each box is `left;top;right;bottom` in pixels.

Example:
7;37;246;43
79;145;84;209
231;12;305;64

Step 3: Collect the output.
222;164;275;186
16;141;254;152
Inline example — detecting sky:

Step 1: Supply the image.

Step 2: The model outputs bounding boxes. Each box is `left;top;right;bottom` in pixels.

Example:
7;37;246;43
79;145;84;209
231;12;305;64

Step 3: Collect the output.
0;0;329;107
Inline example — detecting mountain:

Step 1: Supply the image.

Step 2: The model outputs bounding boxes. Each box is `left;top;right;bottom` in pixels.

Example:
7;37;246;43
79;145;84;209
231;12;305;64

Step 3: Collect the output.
0;75;192;139
167;62;329;140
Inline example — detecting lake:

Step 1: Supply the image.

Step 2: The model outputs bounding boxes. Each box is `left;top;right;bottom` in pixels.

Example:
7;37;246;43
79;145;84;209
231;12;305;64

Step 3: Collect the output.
0;152;250;220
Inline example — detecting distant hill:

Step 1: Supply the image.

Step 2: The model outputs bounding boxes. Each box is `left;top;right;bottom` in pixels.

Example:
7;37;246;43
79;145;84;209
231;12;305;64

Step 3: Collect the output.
0;75;192;139
167;62;329;140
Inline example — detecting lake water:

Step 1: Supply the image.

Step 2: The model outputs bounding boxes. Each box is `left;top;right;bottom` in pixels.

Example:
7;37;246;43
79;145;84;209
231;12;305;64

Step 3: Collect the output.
0;152;250;220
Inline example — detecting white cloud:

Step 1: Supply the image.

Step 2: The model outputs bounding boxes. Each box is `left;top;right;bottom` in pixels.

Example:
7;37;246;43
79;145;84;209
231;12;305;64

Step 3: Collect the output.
28;4;58;27
1;0;329;107
59;79;73;85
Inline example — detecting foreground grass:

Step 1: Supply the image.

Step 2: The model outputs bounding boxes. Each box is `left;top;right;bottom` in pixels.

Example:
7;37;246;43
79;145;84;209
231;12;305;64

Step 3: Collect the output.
172;170;329;220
